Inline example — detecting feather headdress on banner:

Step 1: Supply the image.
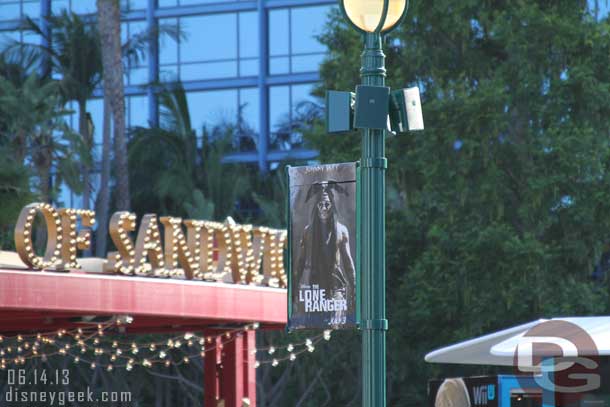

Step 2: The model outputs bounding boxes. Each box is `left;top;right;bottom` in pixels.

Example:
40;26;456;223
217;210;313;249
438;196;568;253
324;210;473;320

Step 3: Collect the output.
304;181;349;204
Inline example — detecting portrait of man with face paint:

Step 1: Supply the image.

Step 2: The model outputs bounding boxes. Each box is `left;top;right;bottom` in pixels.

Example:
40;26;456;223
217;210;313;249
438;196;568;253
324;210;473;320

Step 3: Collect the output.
288;163;357;329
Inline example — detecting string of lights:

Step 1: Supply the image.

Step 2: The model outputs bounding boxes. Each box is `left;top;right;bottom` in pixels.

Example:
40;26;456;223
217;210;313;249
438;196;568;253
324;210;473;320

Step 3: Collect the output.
0;317;332;372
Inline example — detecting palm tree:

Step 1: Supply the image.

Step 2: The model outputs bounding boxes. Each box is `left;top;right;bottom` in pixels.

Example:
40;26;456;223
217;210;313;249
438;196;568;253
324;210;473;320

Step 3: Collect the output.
0;73;86;204
13;11;103;210
128;83;246;220
97;0;130;212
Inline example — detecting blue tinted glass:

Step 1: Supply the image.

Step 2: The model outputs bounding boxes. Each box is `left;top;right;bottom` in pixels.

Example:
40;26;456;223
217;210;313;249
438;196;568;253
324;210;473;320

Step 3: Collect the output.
269;86;289;131
181;61;237;81
22;30;40;46
121;22;128;45
269;9;288;56
22;1;40;18
181;14;237;63
291;53;324;73
129;96;149;127
239;88;259;133
159;18;178;65
239;12;258;59
127;0;147;10
291;5;330;54
239;59;258;76
0;3;20;20
269;56;289;75
0;31;18;48
128;21;148;65
160;65;179;81
158;0;177;7
181;0;233;4
187;89;238;132
51;0;69;13
70;0;97;14
291;83;316;114
130;67;148;84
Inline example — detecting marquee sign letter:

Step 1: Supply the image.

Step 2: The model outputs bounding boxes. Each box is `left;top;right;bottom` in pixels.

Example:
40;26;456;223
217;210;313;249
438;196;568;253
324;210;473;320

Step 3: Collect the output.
106;211;137;274
134;214;165;277
160;216;198;279
15;203;63;270
58;209;96;269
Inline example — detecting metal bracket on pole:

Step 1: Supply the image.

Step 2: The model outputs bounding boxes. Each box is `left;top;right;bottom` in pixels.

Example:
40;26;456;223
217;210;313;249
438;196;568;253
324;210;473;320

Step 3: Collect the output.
361;158;387;169
362;319;389;330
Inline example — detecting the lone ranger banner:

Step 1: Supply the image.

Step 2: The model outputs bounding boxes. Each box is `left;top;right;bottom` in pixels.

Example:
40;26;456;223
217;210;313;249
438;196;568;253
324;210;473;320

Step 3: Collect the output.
287;163;358;330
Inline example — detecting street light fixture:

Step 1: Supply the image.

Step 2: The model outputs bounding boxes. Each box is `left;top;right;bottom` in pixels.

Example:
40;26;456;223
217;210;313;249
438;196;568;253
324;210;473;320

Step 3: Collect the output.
340;0;408;33
327;1;420;407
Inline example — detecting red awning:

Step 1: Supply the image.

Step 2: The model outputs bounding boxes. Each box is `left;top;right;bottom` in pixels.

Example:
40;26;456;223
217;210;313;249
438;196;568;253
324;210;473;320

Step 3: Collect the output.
0;267;286;335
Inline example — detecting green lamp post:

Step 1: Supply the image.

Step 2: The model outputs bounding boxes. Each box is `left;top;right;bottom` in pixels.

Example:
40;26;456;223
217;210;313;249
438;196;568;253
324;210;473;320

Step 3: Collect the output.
335;1;411;406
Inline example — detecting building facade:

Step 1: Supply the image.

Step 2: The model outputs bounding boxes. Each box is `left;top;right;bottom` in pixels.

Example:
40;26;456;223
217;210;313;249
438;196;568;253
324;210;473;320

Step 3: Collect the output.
0;0;333;207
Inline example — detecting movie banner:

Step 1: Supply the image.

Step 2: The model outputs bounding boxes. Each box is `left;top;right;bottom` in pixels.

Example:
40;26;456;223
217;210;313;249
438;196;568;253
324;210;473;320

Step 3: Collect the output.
287;163;358;330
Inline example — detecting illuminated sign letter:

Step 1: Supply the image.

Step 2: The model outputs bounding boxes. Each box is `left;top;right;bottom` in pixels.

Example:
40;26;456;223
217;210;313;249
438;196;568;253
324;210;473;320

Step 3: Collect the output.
106;211;137;274
160;217;198;279
134;214;165;277
58;209;95;269
15;203;63;270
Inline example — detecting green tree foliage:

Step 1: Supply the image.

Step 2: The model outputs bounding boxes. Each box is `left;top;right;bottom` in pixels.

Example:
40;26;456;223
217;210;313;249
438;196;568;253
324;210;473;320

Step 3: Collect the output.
299;1;610;406
128;83;246;221
0;73;85;204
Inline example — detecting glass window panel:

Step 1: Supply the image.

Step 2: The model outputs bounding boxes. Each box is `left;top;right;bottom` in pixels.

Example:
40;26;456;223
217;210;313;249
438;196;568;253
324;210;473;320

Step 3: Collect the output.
51;0;69;14
269;85;289;132
129;96;148;127
180;61;237;81
158;0;177;7
269;9;288;56
181;14;237;63
180;0;234;4
23;1;40;18
269;56;289;75
291;83;316;114
159;18;178;65
187;89;238;132
291;6;329;54
0;30;20;48
239;88;259;133
121;22;128;45
70;0;97;14
0;3;20;20
239;12;258;59
126;0;147;10
291;53;324;73
239;59;258;76
129;67;148;85
160;65;178;81
128;20;148;66
22;30;40;45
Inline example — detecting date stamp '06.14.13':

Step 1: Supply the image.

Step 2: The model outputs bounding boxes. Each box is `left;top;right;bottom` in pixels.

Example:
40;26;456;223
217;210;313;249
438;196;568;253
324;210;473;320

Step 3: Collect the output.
3;369;133;406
